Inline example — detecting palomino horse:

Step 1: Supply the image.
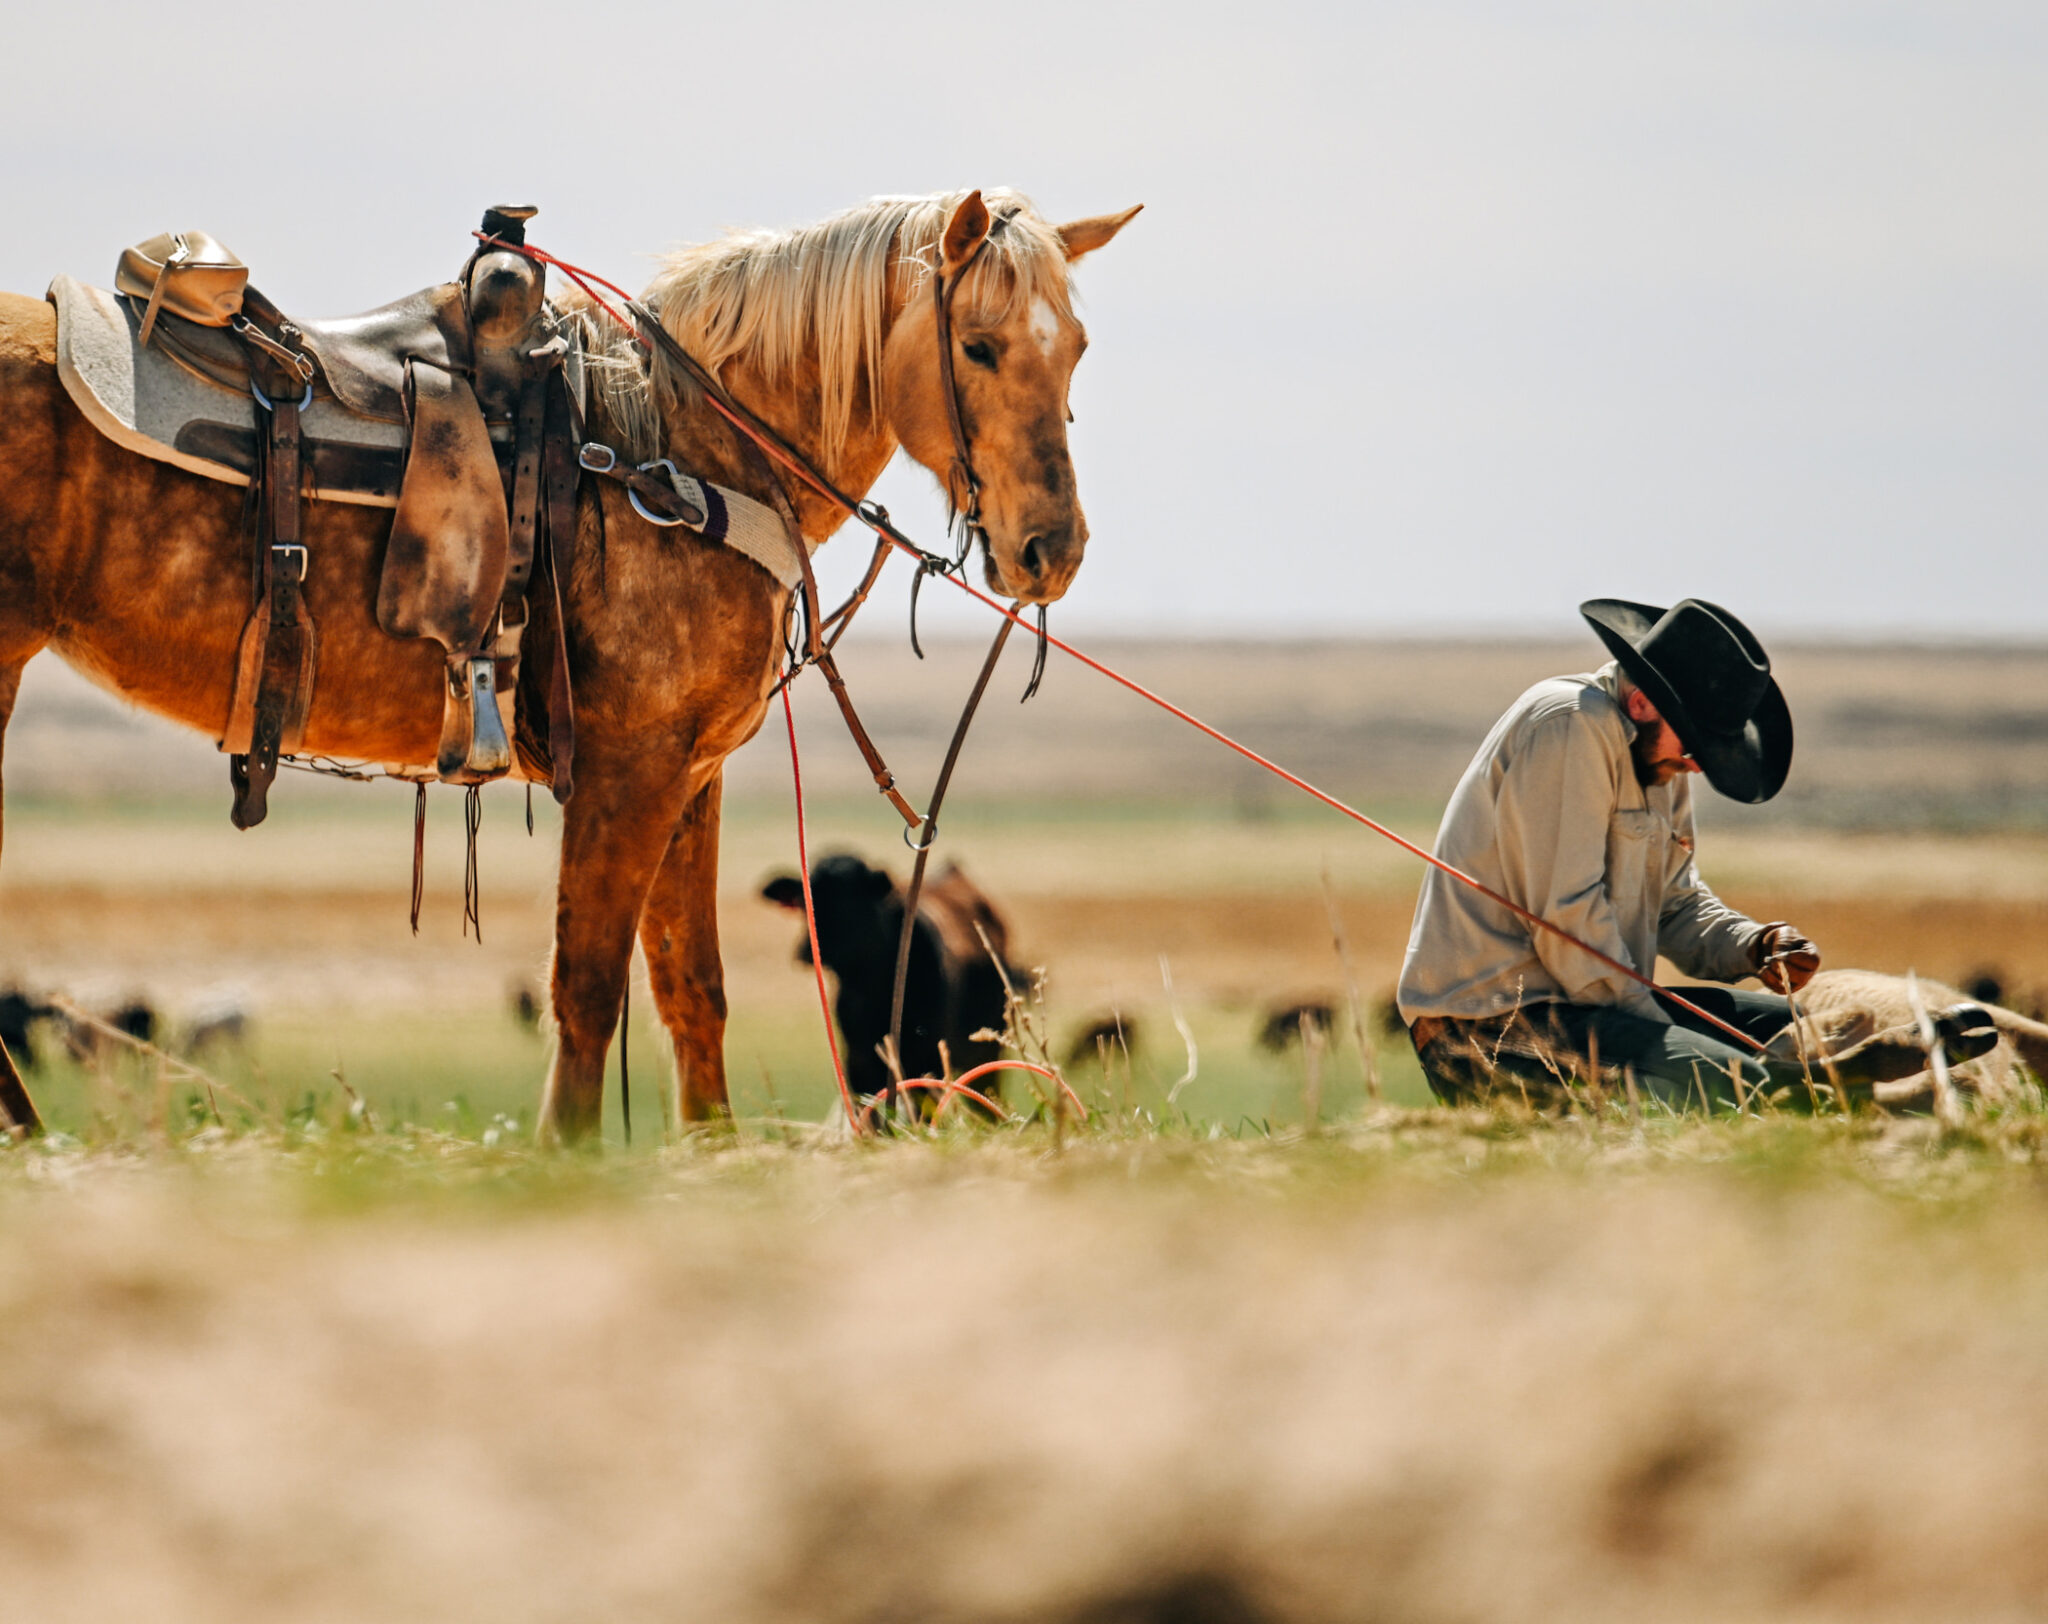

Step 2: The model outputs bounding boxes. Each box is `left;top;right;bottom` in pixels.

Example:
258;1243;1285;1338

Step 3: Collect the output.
0;188;1139;1142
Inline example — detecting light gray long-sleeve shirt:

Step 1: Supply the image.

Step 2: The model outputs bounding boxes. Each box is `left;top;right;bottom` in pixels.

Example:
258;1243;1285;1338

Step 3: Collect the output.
1396;663;1768;1025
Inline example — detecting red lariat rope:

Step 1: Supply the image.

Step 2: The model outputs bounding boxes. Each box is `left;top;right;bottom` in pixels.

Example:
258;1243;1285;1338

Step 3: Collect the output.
521;238;1769;1063
855;1063;1089;1132
916;576;1772;1057
947;1061;1089;1122
782;681;863;1134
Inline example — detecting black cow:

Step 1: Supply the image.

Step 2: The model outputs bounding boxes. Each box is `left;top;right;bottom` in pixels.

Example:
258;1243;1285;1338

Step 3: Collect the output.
761;853;1016;1108
1257;999;1338;1053
0;987;55;1071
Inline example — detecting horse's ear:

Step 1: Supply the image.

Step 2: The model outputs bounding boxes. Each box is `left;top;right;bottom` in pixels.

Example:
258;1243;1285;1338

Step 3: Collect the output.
1056;204;1143;263
762;875;805;910
942;190;992;271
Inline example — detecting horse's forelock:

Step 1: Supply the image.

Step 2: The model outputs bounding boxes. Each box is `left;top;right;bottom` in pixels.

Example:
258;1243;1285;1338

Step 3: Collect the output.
913;197;1076;332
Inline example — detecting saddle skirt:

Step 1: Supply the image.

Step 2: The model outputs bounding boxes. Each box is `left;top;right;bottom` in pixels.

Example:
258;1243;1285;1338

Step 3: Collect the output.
46;273;815;590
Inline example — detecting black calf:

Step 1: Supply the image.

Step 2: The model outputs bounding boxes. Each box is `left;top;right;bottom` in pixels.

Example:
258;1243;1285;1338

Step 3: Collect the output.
761;853;1015;1108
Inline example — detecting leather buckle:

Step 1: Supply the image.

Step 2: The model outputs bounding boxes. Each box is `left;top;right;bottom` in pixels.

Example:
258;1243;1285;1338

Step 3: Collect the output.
272;542;308;581
577;442;617;473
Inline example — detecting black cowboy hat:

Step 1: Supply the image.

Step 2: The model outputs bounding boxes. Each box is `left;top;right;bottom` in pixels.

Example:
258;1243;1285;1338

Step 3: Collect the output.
1580;598;1793;803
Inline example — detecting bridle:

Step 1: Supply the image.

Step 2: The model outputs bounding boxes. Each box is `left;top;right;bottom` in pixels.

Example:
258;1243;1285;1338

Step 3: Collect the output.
930;237;987;560
486;227;1051;685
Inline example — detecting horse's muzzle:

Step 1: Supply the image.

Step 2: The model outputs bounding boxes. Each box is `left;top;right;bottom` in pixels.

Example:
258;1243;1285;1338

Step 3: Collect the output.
992;522;1085;604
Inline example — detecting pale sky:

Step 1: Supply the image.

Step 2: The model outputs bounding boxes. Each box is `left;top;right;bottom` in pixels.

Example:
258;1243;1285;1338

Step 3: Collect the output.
7;0;2043;641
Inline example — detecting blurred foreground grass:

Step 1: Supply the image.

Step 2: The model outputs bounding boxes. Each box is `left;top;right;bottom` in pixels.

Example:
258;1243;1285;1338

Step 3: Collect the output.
12;1119;2048;1624
11;1016;2048;1624
8;644;2048;1622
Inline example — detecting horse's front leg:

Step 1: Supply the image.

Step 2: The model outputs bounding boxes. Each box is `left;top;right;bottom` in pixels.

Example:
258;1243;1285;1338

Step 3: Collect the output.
540;743;693;1146
638;771;730;1123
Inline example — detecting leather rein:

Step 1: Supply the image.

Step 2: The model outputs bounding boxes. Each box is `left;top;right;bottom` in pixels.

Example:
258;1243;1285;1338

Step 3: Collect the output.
486;234;1040;1105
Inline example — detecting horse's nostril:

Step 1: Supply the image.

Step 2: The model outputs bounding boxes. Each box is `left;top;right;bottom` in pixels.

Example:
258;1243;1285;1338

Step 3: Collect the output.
1021;536;1045;577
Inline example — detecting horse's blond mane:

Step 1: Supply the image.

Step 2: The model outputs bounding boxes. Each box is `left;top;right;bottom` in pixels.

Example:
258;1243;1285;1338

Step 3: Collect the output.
585;189;1072;465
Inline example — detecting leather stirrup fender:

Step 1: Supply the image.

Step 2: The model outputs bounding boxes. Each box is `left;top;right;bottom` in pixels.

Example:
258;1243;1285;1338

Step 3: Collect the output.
380;360;510;654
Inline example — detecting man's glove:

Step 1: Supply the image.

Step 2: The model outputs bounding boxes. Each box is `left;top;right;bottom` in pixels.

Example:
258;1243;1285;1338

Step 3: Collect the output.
1751;921;1821;994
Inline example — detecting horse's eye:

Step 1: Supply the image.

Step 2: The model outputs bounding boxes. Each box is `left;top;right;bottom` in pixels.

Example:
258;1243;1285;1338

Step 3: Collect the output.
962;339;997;370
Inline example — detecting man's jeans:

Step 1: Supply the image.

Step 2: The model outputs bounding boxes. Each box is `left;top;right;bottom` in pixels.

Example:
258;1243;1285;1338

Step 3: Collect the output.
1414;988;1809;1112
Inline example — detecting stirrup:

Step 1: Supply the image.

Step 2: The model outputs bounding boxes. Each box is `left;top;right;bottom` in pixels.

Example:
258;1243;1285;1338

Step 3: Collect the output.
435;656;514;782
466;656;512;775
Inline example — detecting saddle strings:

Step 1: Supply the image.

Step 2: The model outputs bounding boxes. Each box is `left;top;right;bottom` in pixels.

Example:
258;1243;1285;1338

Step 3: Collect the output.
409;783;427;937
461;785;483;942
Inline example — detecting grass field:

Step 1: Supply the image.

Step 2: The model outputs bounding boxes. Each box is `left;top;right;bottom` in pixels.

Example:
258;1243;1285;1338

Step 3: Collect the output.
5;639;2047;1620
6;790;2047;1145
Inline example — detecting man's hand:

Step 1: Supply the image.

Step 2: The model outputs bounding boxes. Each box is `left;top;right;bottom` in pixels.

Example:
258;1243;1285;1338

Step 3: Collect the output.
1752;922;1821;994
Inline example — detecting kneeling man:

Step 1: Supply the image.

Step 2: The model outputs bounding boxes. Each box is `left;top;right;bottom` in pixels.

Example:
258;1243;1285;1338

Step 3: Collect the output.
1397;598;1989;1108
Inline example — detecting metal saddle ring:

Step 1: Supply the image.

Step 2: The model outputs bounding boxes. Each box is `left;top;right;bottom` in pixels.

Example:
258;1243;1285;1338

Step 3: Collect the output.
626;458;698;528
248;375;314;414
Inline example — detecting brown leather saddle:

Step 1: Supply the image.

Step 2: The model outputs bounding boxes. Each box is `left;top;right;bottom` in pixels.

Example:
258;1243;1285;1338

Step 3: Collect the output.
120;207;595;827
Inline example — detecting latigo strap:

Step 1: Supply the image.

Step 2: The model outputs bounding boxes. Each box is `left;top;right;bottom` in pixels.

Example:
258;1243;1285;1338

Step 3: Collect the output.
227;350;317;830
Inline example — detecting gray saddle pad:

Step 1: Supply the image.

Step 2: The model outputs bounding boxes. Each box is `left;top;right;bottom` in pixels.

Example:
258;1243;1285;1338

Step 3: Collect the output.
47;274;816;588
50;274;408;506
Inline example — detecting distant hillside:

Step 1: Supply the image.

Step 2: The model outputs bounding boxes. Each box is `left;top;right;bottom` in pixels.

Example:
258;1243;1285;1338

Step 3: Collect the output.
9;636;2046;829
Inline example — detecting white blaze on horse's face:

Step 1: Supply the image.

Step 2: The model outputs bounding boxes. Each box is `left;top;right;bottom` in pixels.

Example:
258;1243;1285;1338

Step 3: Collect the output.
881;194;1141;606
1028;298;1061;357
